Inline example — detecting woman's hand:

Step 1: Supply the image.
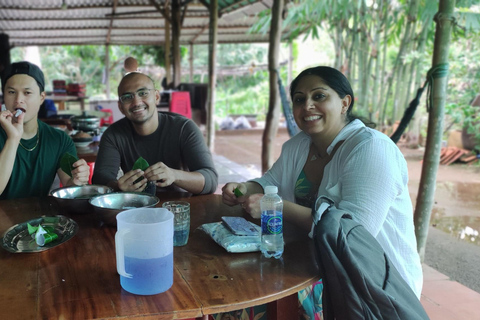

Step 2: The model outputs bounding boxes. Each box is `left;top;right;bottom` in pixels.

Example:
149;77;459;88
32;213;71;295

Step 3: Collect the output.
0;109;24;142
241;193;263;219
221;182;247;206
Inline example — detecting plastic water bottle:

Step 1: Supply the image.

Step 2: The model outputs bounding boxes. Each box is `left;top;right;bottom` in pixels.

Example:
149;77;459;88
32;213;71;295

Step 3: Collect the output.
260;186;284;259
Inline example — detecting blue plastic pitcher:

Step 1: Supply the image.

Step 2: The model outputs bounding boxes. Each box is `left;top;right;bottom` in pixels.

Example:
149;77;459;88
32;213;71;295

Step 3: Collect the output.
115;208;174;295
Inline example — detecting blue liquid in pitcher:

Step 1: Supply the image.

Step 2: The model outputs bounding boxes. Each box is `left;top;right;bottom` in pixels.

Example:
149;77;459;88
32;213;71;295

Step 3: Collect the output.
120;253;173;295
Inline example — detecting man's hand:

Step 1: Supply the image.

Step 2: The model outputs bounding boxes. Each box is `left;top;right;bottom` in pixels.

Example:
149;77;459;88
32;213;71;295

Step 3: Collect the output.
0;109;24;141
117;169;147;192
70;159;90;185
144;162;176;188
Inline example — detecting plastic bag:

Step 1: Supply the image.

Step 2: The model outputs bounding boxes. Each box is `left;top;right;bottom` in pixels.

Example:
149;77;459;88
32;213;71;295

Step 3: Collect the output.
199;221;261;253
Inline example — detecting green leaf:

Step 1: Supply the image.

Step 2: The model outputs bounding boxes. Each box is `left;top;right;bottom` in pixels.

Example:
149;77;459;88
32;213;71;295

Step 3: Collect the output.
27;223;38;235
132;157;149;185
60;152;79;177
132;157;149;171
234;187;244;197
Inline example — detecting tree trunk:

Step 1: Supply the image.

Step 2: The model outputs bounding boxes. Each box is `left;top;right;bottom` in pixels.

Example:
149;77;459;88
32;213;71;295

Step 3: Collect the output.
369;0;384;123
379;3;389;127
206;0;218;151
261;0;284;174
382;0;419;125
414;0;455;262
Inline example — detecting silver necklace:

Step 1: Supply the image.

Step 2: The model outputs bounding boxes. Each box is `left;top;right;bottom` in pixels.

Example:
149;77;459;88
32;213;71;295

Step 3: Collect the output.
19;130;40;152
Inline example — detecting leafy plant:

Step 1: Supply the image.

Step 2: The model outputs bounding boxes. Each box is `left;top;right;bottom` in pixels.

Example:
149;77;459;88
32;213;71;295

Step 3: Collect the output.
445;102;480;151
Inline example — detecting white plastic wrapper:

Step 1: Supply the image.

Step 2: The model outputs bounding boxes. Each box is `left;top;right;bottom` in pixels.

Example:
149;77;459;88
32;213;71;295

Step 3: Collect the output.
199;221;261;253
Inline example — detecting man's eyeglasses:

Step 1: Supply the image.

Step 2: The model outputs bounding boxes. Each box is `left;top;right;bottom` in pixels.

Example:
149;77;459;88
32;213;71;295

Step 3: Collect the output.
119;88;155;104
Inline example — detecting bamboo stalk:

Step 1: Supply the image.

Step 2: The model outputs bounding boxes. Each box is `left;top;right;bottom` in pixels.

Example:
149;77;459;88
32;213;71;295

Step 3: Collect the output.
414;0;455;261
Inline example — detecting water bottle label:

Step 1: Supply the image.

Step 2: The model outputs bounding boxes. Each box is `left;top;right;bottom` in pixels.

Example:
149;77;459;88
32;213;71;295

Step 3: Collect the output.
261;211;283;235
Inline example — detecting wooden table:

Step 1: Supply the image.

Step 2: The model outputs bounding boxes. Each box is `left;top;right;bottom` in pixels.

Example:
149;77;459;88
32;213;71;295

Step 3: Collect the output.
0;193;319;320
76;141;99;163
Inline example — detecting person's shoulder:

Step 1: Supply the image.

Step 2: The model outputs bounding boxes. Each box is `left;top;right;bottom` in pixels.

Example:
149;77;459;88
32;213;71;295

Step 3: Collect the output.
343;121;392;145
158;112;197;131
159;112;190;124
103;117;130;134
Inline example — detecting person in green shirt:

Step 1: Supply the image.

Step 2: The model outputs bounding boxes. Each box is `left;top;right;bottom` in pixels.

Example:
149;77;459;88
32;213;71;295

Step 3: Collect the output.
0;61;90;199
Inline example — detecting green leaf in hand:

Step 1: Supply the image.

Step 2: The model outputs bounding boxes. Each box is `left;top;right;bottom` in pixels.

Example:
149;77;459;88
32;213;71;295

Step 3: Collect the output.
132;157;150;184
234;187;244;197
60;152;79;177
132;157;149;171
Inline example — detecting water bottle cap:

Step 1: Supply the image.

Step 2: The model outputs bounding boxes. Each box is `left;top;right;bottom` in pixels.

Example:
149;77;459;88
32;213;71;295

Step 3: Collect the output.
264;186;278;194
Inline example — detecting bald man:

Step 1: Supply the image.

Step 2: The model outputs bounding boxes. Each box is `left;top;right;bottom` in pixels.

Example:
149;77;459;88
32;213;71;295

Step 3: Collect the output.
92;72;217;195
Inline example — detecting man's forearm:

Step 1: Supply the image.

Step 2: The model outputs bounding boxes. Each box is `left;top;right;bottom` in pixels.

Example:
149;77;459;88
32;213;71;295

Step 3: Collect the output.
171;170;206;194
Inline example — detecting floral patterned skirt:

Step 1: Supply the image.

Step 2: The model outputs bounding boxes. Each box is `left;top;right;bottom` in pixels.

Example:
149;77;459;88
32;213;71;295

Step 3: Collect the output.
204;279;323;320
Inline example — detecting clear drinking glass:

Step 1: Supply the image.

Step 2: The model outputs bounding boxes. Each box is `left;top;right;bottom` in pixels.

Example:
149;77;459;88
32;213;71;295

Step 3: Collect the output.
162;201;190;246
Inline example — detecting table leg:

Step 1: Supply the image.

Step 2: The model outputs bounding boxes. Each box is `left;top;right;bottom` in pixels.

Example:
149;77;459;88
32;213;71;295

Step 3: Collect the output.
267;293;298;320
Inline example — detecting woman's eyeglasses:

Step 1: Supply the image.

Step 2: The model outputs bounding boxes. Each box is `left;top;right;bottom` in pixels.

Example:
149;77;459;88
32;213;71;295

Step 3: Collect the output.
119;88;154;104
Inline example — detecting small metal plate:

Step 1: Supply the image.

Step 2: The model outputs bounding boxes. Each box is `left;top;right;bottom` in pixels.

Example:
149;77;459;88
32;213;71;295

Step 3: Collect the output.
1;216;78;253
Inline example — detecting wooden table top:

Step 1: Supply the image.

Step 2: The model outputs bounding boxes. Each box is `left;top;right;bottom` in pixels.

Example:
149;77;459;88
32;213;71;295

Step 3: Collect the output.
0;193;319;320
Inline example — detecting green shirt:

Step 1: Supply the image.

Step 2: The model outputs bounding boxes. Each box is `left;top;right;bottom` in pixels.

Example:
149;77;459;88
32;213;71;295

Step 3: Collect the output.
0;120;77;199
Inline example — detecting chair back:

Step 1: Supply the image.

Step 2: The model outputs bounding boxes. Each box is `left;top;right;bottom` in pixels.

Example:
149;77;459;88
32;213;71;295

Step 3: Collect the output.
169;91;192;119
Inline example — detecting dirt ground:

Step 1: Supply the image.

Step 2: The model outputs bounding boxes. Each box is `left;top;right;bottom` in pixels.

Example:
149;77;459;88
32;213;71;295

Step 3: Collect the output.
213;128;480;294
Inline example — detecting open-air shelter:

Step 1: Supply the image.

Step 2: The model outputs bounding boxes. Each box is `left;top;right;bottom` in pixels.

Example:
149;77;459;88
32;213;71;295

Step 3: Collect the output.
0;0;459;259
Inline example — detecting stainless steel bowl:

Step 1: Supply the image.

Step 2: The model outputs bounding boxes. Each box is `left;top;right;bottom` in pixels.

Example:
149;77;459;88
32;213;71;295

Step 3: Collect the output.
50;185;114;215
89;192;160;226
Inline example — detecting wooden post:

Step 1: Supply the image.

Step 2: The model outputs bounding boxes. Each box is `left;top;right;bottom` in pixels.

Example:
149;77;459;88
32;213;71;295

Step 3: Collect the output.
0;34;11;85
105;44;110;100
206;0;218;151
261;0;284;173
171;0;182;88
189;43;194;83
414;0;455;261
165;2;172;85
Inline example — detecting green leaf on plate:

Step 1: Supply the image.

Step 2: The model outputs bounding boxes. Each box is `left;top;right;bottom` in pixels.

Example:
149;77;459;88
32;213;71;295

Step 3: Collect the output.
60;152;79;177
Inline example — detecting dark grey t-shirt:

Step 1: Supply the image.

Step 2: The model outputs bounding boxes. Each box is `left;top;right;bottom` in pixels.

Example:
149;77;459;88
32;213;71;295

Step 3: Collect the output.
92;112;218;194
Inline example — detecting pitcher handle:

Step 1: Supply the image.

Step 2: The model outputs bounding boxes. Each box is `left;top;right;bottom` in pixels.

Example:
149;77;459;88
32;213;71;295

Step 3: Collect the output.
115;228;133;278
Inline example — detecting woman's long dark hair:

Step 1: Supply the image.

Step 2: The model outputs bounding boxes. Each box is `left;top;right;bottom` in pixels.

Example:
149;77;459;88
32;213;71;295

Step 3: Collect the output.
289;66;357;123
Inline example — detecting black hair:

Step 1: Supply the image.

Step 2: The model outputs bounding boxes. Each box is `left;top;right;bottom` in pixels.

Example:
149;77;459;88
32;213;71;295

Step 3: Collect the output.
289;66;355;123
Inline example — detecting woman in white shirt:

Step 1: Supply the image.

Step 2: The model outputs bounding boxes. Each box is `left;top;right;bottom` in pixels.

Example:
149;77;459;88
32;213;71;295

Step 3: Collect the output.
222;66;423;317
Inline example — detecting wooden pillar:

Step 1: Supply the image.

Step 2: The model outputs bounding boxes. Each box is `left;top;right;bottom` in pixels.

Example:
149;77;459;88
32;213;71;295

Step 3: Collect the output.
414;0;455;261
261;0;284;173
171;0;182;88
189;43;194;83
105;44;110;100
0;34;11;88
165;2;172;85
206;0;218;151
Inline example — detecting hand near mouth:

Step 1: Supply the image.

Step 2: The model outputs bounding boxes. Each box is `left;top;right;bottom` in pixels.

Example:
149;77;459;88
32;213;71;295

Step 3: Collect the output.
0;108;25;140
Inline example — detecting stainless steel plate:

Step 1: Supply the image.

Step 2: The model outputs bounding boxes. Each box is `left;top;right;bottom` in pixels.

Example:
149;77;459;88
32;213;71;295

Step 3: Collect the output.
1;216;78;253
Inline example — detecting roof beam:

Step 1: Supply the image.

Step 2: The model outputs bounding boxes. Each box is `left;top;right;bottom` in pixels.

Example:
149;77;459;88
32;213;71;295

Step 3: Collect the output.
149;0;171;24
106;0;119;44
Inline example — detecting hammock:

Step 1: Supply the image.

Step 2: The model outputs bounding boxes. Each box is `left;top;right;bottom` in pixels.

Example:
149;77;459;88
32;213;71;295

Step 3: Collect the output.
276;70;300;137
